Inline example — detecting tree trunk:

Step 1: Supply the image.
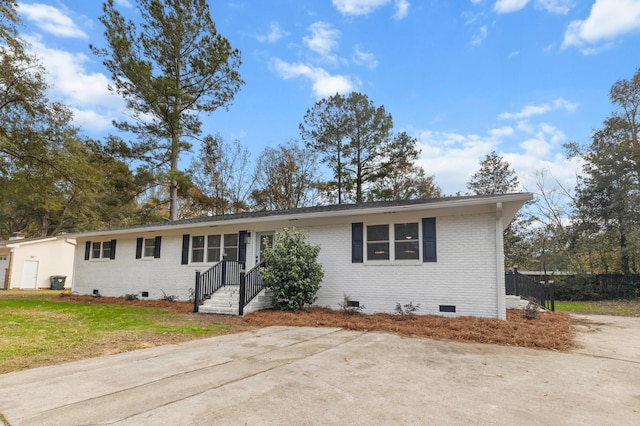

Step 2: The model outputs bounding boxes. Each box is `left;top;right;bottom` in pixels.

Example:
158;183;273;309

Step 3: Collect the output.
169;130;179;221
620;230;630;275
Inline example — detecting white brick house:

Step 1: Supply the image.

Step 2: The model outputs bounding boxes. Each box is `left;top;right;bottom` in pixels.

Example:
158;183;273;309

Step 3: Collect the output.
70;193;531;319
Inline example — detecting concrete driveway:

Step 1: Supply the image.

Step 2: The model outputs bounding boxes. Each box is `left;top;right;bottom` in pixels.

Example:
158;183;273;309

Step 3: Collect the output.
1;315;639;425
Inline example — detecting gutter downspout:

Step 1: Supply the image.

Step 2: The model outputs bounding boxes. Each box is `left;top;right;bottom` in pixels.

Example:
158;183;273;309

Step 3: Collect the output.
63;237;77;290
495;202;506;320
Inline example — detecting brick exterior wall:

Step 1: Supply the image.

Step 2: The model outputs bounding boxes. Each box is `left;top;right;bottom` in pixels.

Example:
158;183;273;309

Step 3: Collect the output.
73;208;505;318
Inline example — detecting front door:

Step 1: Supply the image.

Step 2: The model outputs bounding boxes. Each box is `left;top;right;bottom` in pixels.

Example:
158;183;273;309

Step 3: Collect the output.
255;231;275;263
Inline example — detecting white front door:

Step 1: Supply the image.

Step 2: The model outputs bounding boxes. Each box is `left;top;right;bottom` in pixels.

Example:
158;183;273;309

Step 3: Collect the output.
255;231;275;263
21;260;39;289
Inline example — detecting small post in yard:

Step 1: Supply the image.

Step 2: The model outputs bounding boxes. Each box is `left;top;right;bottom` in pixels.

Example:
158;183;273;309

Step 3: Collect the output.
238;270;246;316
194;271;201;313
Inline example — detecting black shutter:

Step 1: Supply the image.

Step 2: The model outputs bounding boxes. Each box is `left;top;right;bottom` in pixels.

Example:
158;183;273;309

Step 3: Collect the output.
110;240;117;260
136;238;143;259
84;241;91;260
154;236;162;258
422;218;437;262
352;222;364;263
181;234;190;264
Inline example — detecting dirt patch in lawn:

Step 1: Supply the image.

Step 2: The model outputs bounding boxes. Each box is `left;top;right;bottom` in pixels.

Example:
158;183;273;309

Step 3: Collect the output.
52;294;574;351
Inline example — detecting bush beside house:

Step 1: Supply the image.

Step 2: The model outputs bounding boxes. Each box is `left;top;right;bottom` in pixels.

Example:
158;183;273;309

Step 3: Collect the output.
260;228;324;311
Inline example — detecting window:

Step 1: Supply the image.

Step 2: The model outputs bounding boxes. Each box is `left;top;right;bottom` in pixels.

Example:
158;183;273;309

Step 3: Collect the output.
353;218;436;263
102;241;112;258
143;238;155;257
85;240;116;260
136;237;161;259
92;242;101;259
192;236;205;263
191;234;234;263
224;234;238;261
395;223;419;260
367;225;389;260
207;235;221;262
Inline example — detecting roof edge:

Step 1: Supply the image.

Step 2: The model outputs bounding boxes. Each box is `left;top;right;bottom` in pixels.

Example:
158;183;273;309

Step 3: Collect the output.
66;193;533;238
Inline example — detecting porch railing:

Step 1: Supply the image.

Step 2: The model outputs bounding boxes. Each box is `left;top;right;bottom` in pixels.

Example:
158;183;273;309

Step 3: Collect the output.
505;269;555;311
239;261;266;316
193;257;243;313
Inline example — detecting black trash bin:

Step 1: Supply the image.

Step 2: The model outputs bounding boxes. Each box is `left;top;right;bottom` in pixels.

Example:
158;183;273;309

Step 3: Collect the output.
50;275;66;290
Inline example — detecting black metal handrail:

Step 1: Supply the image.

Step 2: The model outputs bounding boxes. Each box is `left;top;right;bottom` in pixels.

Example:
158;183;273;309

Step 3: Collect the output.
193;258;243;313
505;269;555;311
239;261;266;315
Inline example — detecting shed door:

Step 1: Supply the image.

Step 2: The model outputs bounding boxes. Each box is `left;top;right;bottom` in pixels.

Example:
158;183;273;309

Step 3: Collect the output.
0;255;9;288
21;260;39;289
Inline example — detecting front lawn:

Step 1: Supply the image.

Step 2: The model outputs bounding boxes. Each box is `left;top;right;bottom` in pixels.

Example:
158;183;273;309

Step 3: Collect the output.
6;291;634;374
555;300;640;316
0;292;245;374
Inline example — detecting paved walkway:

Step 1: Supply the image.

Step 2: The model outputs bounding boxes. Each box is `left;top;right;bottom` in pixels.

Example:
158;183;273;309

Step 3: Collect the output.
1;316;639;425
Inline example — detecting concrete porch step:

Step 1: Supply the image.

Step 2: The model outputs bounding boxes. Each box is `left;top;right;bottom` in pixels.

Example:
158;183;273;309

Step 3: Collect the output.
198;286;274;316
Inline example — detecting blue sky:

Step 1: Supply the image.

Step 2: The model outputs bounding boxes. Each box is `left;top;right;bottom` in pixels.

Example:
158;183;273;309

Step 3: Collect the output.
14;0;640;195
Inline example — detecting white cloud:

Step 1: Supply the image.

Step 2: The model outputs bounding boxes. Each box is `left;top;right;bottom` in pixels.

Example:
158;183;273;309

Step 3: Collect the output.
562;0;640;52
499;98;578;120
332;0;410;19
472;26;488;46
271;58;357;98
333;0;390;15
535;0;573;14
352;45;378;68
415;120;577;195
71;108;114;133
493;0;530;14
416;130;500;194
17;2;87;38
493;0;571;14
257;22;289;43
114;0;133;7
489;126;515;137
304;22;341;62
521;135;552;157
393;0;410;20
23;35;125;133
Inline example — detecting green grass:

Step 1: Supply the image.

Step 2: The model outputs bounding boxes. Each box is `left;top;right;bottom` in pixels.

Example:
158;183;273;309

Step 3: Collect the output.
555;301;603;311
555;300;640;316
0;297;231;374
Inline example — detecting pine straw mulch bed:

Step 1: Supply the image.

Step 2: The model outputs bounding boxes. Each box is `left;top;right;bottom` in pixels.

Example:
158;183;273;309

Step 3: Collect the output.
241;307;574;351
54;295;573;351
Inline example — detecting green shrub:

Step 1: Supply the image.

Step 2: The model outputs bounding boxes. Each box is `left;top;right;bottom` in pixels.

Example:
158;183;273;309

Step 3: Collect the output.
260;228;324;311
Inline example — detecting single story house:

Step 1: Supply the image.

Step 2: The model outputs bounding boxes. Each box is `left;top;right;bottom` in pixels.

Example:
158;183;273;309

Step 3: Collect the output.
0;234;76;290
69;193;531;319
